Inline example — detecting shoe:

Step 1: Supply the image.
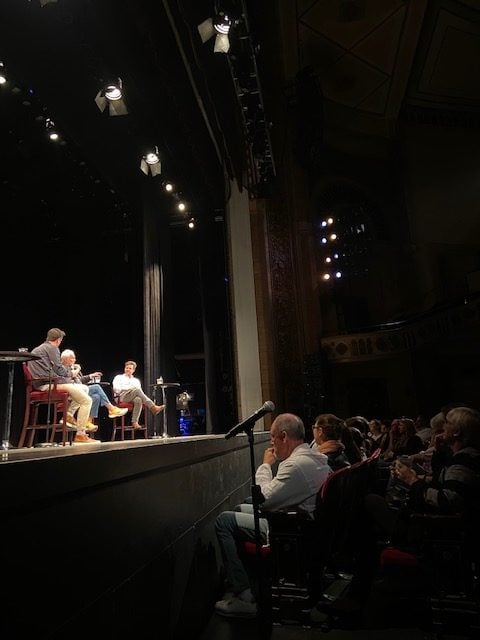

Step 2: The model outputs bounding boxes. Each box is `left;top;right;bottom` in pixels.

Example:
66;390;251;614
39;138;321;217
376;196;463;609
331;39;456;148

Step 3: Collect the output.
74;433;98;444
108;407;129;418
66;413;77;428
151;404;165;415
84;422;98;432
214;595;257;618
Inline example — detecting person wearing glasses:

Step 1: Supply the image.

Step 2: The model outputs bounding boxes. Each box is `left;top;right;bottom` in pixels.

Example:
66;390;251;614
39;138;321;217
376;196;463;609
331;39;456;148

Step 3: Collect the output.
311;413;351;471
214;413;330;619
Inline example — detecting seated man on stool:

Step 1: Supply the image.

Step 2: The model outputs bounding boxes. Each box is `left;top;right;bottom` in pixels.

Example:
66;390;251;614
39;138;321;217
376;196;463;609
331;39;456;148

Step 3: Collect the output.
214;412;331;618
112;360;164;429
61;349;128;429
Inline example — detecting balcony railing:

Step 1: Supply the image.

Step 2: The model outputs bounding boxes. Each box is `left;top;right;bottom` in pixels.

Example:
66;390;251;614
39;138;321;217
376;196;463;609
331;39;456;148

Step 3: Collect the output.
321;297;480;363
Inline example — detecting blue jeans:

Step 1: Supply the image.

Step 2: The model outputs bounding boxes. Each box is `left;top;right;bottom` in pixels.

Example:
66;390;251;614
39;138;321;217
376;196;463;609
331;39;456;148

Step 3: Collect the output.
214;504;269;595
87;384;111;418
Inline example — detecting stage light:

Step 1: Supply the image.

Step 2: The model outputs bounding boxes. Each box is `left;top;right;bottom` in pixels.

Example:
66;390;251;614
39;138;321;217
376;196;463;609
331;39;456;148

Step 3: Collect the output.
94;78;128;116
164;181;174;193
140;146;161;176
0;62;7;85
197;11;233;54
45;117;59;141
188;218;195;229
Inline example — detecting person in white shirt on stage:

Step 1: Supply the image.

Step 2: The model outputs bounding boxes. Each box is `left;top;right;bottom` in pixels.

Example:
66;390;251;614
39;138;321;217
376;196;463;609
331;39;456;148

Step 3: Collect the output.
112;360;164;429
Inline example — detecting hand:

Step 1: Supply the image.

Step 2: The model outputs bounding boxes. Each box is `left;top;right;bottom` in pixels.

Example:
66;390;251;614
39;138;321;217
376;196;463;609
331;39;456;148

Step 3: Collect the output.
262;446;276;466
433;432;446;451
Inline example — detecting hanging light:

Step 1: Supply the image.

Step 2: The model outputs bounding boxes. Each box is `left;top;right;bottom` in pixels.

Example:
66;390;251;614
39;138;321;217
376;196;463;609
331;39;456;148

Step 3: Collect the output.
197;11;233;54
140;146;161;176
94;78;128;116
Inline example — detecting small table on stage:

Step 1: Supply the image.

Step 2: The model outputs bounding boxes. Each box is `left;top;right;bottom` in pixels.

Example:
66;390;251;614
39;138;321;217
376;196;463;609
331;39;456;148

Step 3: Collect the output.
0;350;41;452
150;382;180;438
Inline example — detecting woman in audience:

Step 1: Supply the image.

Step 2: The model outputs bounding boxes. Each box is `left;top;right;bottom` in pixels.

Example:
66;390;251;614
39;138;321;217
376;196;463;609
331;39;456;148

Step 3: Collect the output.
345;416;370;459
311;413;351;471
367;418;389;454
382;417;423;460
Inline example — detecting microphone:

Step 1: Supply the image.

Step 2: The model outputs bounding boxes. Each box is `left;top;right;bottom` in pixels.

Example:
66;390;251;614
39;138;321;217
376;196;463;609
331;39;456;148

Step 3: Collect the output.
225;401;275;440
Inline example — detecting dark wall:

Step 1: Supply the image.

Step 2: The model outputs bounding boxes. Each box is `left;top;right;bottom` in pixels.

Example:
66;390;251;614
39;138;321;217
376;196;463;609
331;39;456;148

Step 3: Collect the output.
1;433;270;639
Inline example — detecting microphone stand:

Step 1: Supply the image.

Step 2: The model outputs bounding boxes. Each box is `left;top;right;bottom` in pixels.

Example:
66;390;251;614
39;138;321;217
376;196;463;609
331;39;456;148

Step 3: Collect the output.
244;421;272;639
36;362;55;448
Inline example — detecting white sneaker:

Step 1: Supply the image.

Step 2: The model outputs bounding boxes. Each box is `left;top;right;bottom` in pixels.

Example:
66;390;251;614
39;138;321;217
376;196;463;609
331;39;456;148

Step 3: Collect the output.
214;595;257;618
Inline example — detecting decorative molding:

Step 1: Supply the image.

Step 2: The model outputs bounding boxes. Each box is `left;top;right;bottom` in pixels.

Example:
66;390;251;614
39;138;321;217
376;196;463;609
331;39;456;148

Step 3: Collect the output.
322;297;480;362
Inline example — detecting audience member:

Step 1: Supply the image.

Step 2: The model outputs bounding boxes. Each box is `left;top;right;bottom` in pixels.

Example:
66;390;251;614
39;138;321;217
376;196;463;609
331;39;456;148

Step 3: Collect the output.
382;417;423;461
61;349;128;428
28;328;95;444
341;421;363;464
336;406;480;613
410;411;448;477
311;413;351;470
112;360;164;428
345;416;370;458
214;413;330;618
367;418;389;453
414;413;431;445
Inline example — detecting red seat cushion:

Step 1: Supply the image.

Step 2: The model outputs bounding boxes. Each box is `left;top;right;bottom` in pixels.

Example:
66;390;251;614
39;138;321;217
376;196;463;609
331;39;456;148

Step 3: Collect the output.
380;547;419;568
243;541;271;558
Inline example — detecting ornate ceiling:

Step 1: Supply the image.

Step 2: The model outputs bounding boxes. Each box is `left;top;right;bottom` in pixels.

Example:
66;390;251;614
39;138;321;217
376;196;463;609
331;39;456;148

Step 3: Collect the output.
297;0;480;137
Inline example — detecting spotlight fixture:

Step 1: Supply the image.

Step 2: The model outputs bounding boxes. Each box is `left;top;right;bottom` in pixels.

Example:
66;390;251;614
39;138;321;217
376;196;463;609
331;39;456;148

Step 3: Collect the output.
163;181;174;193
177;201;186;212
197;11;233;54
188;218;195;229
140;146;161;177
45;117;59;141
94;78;128;116
0;62;7;85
